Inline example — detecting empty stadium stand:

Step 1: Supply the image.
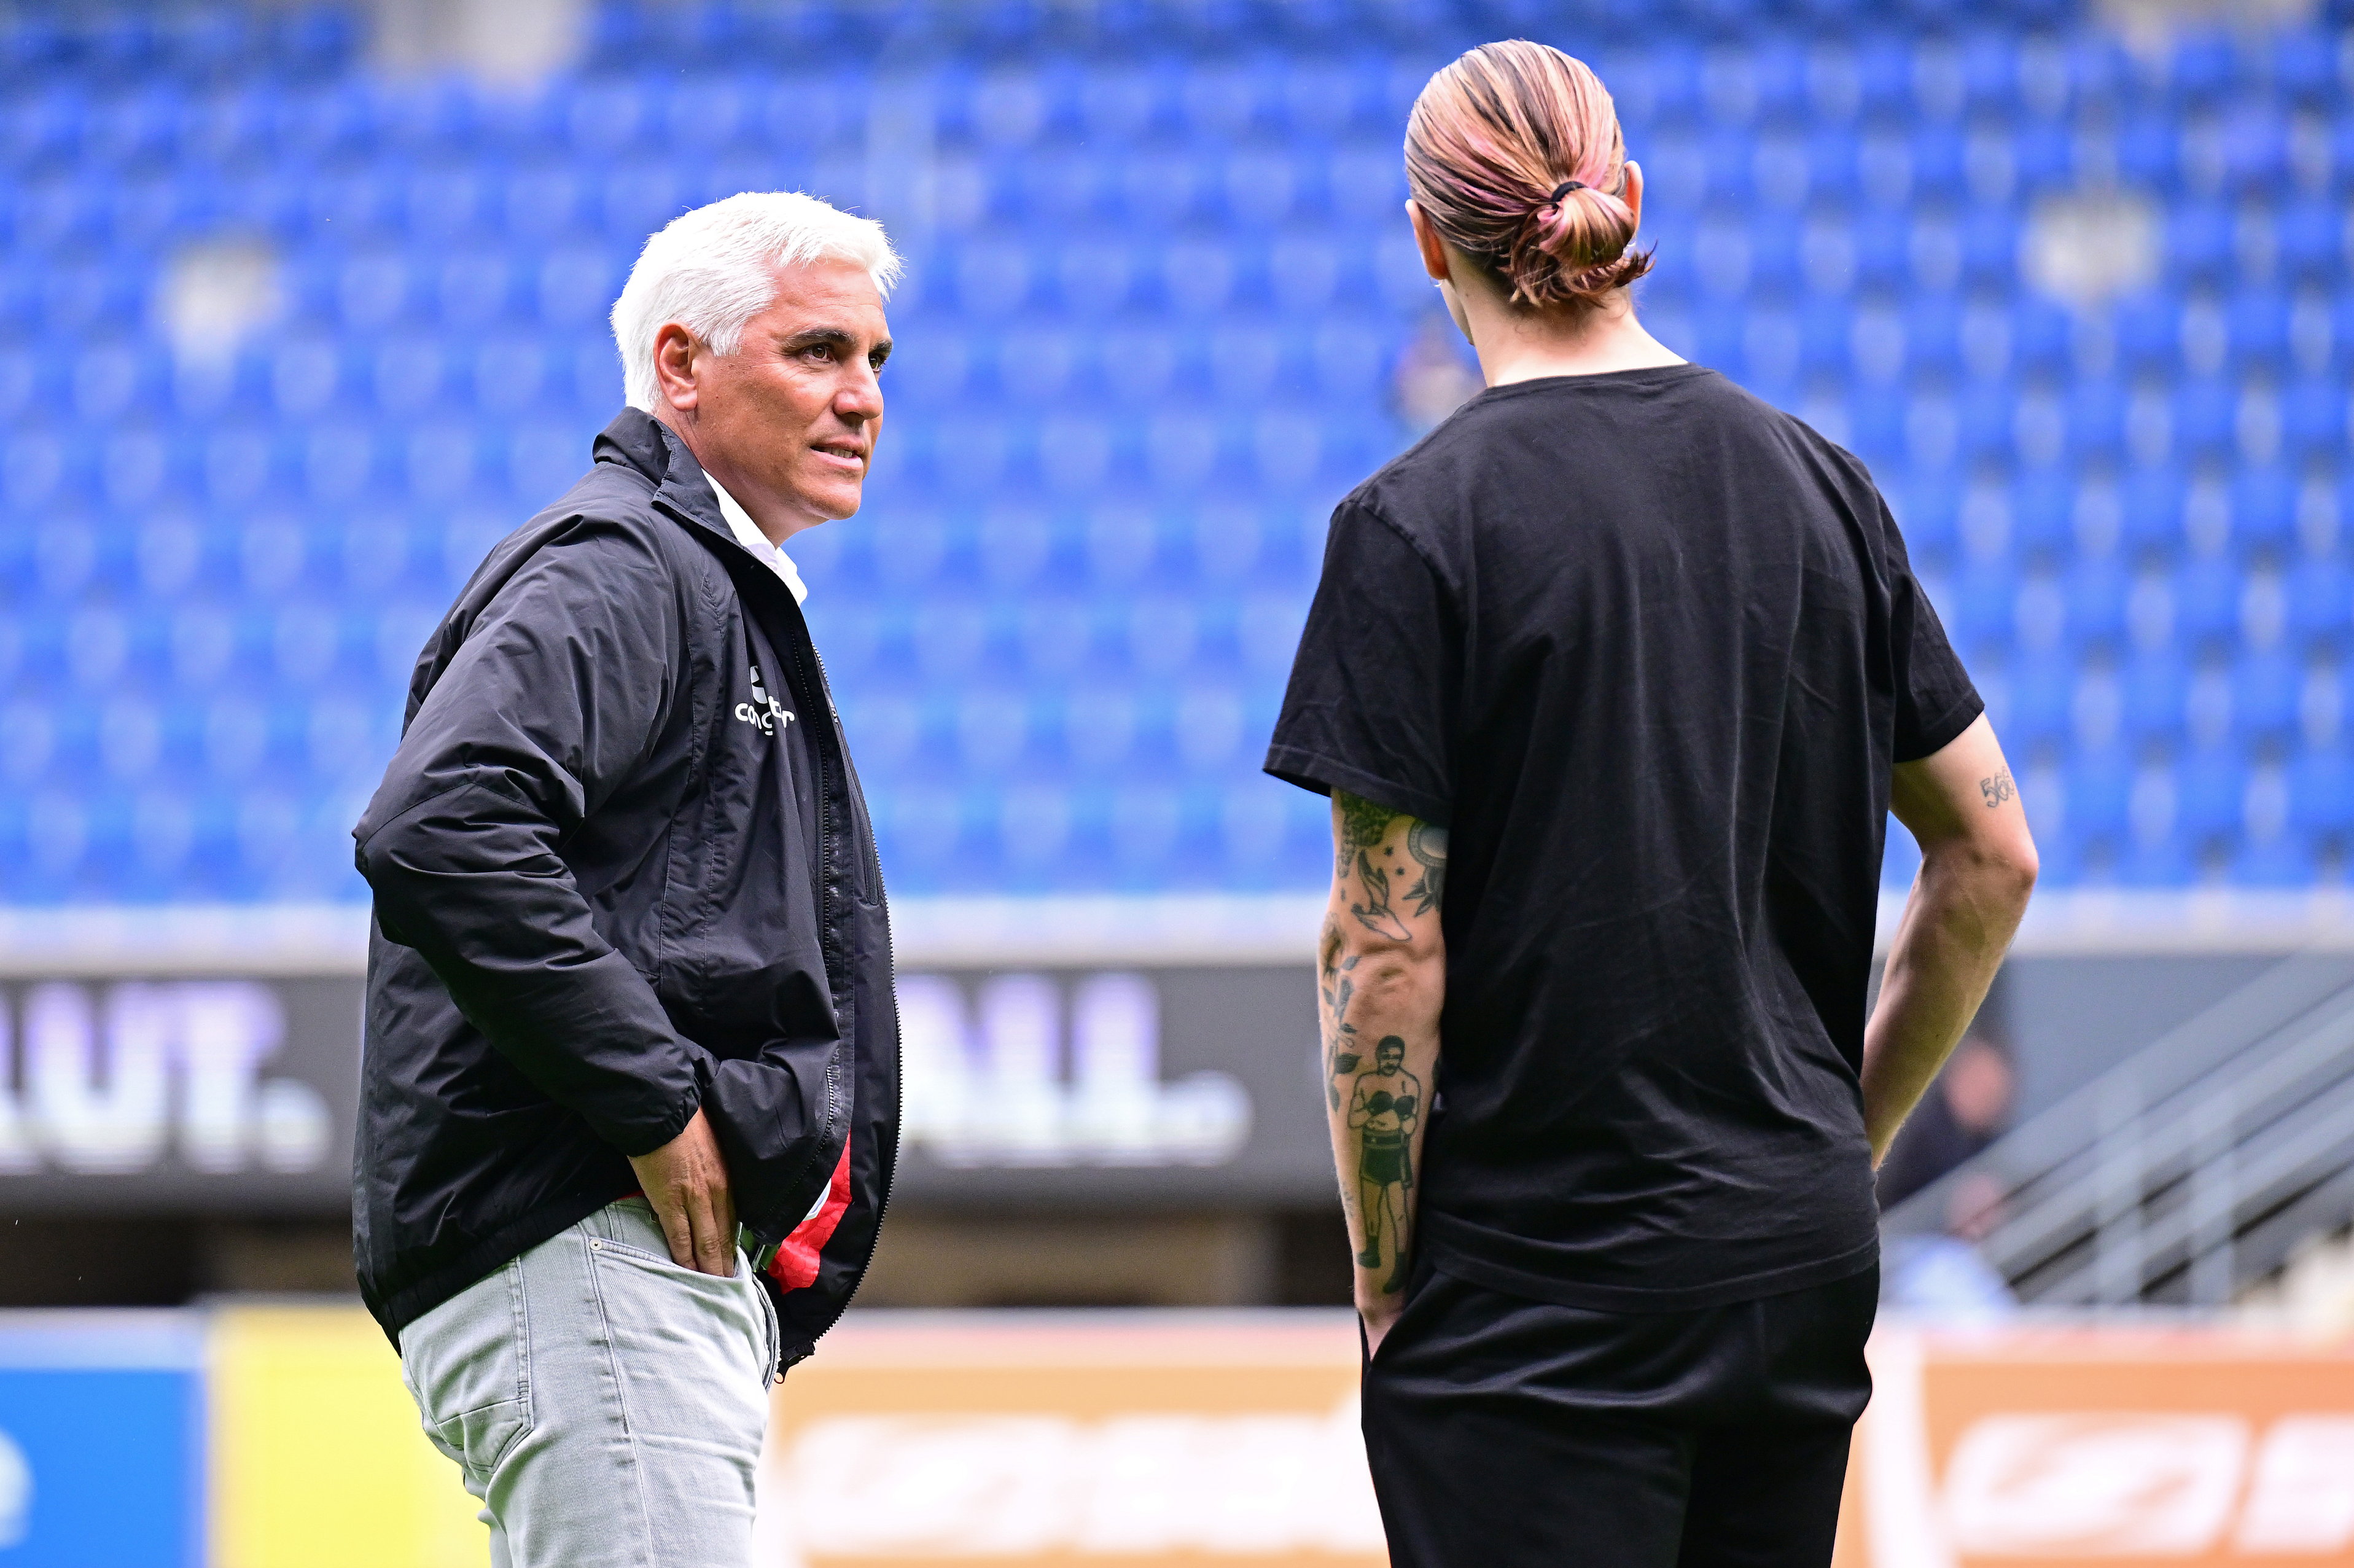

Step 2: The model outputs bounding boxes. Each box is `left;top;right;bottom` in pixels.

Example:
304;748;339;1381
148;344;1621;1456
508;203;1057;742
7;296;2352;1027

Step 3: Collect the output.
0;1;2348;902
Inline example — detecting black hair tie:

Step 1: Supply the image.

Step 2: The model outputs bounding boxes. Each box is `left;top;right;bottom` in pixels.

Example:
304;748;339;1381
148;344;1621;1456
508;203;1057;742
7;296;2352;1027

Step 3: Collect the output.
1548;179;1586;205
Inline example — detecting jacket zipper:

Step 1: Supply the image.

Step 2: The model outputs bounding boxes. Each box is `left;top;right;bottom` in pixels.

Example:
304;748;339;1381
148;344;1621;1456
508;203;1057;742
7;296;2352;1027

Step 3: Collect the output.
789;634;900;1343
654;486;905;1357
697;518;894;1352
657;495;853;1249
771;598;855;1249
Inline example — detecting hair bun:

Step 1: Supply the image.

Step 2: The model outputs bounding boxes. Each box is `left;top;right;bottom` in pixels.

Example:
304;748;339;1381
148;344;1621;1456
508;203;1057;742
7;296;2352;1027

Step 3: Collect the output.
1511;176;1643;307
1405;41;1654;312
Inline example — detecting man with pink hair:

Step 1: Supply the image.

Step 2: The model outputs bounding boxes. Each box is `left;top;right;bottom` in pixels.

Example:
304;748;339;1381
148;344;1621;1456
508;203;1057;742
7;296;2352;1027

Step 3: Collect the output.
1269;42;2036;1567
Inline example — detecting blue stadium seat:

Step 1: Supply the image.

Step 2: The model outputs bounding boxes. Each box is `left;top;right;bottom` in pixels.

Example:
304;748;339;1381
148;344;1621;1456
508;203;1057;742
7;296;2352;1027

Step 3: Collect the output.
2176;745;2247;843
1851;35;1911;117
2065;745;2135;848
2237;826;2317;886
2290;558;2353;653
2121;649;2190;743
951;688;1030;774
2229;289;2293;369
2012;466;2072;556
2223;102;2288;192
2283;376;2348;459
1944;560;2015;651
2278;200;2342;283
2119;819;2196;887
1799;128;1858;204
1959;33;2019;112
1961;209;2018;287
2235;649;2304;741
1105;781;1181;879
2230;467;2295;553
2290;744;2354;841
2173;376;2237;459
2012;296;2073;373
2068;378;2129;461
2064;555;2131;650
1958;380;2015;462
2327;112;2354;193
2118;289;2184;369
1903;294;1960;377
910;601;990;682
2117;111;2180;188
2170;28;2239;106
2273;28;2339;105
2008;657;2073;747
1851;211;1909;291
2175;560;2242;653
2014;116;2073;194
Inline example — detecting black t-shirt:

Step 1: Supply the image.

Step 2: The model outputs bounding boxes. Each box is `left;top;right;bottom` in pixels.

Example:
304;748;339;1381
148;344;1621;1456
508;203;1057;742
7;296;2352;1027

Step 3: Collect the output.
1266;365;1981;1313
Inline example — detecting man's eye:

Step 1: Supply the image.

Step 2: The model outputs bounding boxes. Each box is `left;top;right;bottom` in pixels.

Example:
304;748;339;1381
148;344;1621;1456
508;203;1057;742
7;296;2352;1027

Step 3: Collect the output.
803;344;835;362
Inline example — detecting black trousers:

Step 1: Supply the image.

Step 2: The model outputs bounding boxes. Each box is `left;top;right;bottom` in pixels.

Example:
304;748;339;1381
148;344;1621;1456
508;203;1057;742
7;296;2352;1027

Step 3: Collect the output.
1361;1261;1878;1568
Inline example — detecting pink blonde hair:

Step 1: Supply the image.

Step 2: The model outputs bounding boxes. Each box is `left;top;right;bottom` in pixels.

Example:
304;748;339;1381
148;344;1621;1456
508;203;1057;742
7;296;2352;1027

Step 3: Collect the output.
1404;41;1651;311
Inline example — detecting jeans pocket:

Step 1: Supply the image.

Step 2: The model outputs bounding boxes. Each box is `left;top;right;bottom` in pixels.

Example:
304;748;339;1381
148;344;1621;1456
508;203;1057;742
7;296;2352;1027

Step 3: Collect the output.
401;1257;535;1478
588;1238;771;1455
752;1271;779;1387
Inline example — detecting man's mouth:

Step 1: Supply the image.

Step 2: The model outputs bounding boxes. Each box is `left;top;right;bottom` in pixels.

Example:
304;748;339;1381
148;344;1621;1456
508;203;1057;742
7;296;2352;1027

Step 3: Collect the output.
813;441;867;469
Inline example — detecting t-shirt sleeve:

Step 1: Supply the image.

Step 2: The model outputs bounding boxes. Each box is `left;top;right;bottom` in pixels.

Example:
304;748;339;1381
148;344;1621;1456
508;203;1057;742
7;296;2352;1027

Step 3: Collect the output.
1882;496;1985;763
1264;500;1457;825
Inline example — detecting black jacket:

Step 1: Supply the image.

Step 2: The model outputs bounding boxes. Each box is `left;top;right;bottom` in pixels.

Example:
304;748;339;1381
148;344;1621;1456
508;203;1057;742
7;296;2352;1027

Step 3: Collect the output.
351;409;899;1364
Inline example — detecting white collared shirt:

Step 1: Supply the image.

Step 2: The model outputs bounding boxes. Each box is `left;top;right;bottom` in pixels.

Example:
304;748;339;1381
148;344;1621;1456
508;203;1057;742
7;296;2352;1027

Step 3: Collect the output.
706;475;810;605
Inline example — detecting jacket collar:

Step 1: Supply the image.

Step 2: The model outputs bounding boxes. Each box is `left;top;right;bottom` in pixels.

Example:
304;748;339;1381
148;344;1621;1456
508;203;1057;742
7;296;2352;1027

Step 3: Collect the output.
594;408;821;619
592;406;735;548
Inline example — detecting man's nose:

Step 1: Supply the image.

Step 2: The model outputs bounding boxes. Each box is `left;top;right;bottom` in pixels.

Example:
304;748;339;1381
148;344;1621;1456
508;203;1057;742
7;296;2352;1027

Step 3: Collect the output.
836;372;884;420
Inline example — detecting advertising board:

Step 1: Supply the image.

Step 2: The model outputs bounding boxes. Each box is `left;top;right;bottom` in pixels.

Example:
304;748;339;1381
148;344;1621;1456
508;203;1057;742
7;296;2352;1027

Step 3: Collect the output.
0;1312;205;1568
0;978;354;1213
1837;1326;2354;1568
890;963;1327;1206
755;1314;1381;1566
10;1304;2354;1568
0;962;1330;1215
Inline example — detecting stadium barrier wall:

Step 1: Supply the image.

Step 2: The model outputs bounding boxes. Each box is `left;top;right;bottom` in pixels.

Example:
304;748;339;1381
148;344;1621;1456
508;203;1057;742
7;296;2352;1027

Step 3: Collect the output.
4;1305;2354;1567
12;890;2354;1219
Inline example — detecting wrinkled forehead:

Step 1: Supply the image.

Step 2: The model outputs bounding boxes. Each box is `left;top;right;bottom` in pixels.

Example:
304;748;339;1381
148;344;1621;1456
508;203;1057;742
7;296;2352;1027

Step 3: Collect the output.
756;257;891;333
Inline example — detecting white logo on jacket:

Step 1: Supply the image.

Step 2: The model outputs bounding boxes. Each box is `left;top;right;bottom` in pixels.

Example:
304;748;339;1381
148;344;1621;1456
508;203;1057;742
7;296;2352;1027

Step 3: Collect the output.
737;664;795;736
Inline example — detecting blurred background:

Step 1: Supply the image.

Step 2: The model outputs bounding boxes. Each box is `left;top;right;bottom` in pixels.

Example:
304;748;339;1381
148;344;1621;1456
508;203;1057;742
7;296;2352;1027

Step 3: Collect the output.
8;0;2354;1563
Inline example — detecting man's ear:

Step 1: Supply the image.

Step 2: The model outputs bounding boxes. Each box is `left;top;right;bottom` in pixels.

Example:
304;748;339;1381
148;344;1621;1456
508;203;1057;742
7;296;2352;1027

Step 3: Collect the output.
651;322;701;413
1407;201;1452;284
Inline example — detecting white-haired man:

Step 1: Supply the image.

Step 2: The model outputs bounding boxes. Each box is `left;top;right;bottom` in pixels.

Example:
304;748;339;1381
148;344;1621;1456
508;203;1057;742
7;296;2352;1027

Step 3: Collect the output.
351;192;904;1568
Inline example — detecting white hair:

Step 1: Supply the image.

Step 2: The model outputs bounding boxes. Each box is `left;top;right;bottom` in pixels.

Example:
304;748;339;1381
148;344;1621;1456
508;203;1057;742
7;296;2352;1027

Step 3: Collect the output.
610;190;903;412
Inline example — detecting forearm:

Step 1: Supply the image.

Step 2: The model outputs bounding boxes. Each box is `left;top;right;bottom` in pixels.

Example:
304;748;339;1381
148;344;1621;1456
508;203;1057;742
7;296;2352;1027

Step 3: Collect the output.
1318;794;1448;1332
1860;843;2033;1161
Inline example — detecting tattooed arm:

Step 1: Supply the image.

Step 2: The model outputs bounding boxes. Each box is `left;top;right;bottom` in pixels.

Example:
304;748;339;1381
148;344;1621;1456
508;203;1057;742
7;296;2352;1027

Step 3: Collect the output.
1863;714;2038;1163
1320;790;1446;1352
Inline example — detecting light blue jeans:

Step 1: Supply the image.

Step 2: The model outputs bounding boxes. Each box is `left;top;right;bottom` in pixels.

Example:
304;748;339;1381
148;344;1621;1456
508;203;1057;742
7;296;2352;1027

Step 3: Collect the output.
399;1198;778;1568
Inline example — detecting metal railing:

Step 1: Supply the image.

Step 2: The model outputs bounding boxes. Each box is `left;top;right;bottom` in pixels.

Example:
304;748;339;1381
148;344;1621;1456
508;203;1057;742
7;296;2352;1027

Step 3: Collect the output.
1882;953;2354;1306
